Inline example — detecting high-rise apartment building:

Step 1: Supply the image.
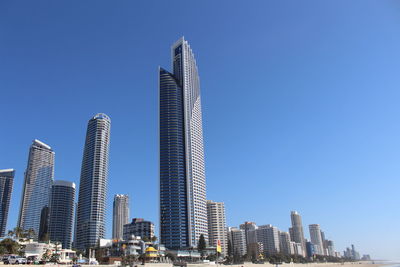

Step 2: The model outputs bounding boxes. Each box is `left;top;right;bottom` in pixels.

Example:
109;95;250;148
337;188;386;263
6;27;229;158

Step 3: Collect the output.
159;37;208;249
227;227;247;257
309;224;324;255
123;218;154;241
206;200;227;256
239;221;258;250
75;114;111;250
289;211;306;256
256;224;280;256
279;231;292;255
113;194;130;240
18;140;54;238
0;169;14;236
48;180;75;249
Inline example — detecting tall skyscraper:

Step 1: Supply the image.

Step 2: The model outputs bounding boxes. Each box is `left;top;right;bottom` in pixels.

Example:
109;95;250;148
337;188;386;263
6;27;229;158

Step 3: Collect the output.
75;113;111;250
18;140;54;237
48;180;75;249
0;169;15;237
289;211;306;256
309;224;324;255
112;194;130;240
159;37;208;249
206;200;227;256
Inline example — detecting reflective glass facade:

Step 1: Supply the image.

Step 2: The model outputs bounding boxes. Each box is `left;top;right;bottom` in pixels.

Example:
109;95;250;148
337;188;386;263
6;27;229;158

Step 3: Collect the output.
18;140;54;238
159;37;208;249
0;169;14;237
75;113;111;250
48;180;75;249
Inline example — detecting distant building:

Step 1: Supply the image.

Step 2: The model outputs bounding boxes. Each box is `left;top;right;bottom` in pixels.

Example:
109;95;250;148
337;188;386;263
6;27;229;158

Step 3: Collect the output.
309;224;324;255
206;200;227;256
123;218;154;241
289;211;306;256
75;114;111;250
227;227;247;257
293;242;304;256
239;221;257;253
18;140;55;238
112;194;129;240
279;231;291;255
248;242;263;260
361;254;371;261
48;180;75;249
325;240;335;256
256;224;280;256
0;169;14;237
306;241;315;257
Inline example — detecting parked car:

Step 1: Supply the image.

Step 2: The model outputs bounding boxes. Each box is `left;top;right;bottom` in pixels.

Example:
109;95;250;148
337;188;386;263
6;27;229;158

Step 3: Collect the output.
26;256;39;264
4;255;27;264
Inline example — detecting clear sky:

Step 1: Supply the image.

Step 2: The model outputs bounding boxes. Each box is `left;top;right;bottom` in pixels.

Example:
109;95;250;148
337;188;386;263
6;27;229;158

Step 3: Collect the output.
1;0;400;260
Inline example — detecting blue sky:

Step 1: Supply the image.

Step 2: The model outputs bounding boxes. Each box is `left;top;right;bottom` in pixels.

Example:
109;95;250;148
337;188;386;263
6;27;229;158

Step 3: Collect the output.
1;0;400;260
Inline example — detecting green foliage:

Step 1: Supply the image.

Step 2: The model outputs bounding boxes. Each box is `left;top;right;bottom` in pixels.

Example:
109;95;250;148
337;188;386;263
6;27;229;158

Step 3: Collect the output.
122;254;138;266
166;252;176;261
197;234;206;252
206;253;217;261
0;238;20;255
7;227;36;241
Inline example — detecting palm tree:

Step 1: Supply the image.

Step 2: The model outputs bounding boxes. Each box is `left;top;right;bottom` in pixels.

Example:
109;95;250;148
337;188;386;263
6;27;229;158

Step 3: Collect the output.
26;229;35;240
7;230;14;239
14;227;24;240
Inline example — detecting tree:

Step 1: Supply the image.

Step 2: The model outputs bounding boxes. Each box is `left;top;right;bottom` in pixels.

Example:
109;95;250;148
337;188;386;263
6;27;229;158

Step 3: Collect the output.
206;253;217;261
151;236;157;243
165;253;176;262
197;234;206;257
0;238;20;254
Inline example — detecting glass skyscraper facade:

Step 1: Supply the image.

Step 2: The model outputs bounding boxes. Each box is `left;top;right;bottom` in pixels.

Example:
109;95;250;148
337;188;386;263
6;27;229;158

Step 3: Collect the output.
159;37;208;249
75;113;111;250
0;169;14;237
48;180;75;249
18;140;54;238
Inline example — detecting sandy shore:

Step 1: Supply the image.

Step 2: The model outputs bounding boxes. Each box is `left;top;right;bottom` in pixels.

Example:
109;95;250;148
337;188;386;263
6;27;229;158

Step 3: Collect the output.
0;262;389;267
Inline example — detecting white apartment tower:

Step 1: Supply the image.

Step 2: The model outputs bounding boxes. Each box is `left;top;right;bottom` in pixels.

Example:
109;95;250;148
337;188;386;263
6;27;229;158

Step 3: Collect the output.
309;224;324;255
206;200;227;256
256;224;280;256
113;194;130;240
227;227;247;257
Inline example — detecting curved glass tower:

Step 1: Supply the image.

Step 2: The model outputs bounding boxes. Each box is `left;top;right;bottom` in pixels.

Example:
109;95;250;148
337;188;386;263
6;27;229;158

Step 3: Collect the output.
75;113;111;250
18;140;54;238
159;37;208;249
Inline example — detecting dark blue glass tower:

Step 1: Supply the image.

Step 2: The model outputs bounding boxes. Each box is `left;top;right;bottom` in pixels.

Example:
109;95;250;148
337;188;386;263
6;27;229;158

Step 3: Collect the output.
0;169;14;237
48;180;75;249
159;68;189;249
